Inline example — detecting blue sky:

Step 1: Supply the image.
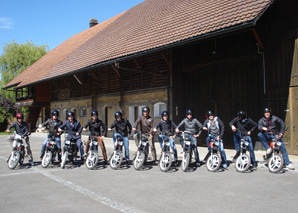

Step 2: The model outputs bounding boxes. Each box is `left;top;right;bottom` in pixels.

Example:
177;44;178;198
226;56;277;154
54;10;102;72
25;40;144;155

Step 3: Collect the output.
0;0;145;73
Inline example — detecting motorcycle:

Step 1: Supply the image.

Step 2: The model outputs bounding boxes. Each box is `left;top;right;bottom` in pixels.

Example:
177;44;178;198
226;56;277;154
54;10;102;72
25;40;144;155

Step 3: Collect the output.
110;135;124;169
41;137;59;168
235;136;251;172
266;135;284;173
133;132;149;170
85;135;99;170
159;135;174;172
61;133;79;169
206;135;222;172
181;131;192;172
7;132;25;169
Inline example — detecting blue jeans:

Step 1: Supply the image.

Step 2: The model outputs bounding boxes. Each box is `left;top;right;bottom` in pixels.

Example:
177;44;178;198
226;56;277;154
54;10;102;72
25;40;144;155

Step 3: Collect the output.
233;133;256;164
158;135;178;161
40;135;61;161
113;133;129;160
258;132;290;165
206;135;227;164
178;134;200;162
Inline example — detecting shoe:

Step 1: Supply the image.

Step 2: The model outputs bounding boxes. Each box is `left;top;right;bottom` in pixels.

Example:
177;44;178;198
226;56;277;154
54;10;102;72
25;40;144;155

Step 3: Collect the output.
232;151;240;163
286;163;295;170
30;162;35;166
253;162;258;169
196;162;200;167
83;153;88;157
174;160;179;166
266;148;272;155
222;163;227;169
104;160;108;165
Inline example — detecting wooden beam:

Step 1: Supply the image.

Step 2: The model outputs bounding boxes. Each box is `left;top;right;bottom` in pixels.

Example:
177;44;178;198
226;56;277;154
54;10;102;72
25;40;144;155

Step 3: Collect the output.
252;28;264;49
111;65;120;76
133;59;142;70
89;70;98;80
161;52;170;67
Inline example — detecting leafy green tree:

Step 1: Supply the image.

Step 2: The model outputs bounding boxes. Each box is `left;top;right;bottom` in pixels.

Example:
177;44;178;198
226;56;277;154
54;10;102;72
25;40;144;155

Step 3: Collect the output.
0;41;48;129
0;40;48;98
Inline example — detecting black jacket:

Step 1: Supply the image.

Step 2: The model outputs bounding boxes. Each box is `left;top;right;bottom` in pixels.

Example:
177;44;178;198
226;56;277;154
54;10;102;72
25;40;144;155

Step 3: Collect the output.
59;119;82;139
154;119;177;136
229;117;257;136
258;115;285;135
83;119;106;136
110;119;132;137
41;118;63;137
202;117;225;138
8;121;29;137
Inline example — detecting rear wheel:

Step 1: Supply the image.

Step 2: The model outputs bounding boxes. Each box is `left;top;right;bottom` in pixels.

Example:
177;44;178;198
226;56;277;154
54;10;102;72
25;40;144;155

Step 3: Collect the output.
110;151;123;170
268;154;284;173
235;153;251;172
61;151;68;169
8;152;20;169
41;151;52;168
159;152;173;172
134;151;145;170
182;152;190;172
206;153;221;172
86;151;99;170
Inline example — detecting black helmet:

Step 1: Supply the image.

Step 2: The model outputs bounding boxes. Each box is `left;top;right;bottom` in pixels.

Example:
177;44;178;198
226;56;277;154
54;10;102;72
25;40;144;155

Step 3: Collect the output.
67;111;74;118
161;111;169;119
114;111;122;119
186;109;193;116
263;107;271;113
142;106;150;114
51;109;59;117
237;110;246;119
206;110;214;118
91;110;98;117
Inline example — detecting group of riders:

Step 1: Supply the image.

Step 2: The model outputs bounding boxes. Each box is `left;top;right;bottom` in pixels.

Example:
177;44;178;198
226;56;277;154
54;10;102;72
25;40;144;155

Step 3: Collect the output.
6;106;294;170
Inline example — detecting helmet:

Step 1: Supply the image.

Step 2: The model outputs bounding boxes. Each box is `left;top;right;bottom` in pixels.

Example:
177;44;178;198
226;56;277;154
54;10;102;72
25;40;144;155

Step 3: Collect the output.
67;111;74;118
16;113;24;119
161;111;169;118
263;107;271;113
114;111;122;119
237;110;246;119
91;110;98;117
142;106;150;114
206;110;214;118
51;109;59;117
185;109;193;116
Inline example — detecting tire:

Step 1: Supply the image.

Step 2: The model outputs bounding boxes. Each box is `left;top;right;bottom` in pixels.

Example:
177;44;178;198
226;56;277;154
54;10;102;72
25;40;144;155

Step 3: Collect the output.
110;151;123;170
182;152;190;172
61;151;68;169
206;153;221;172
86;152;99;170
42;151;53;168
134;151;145;170
8;152;20;169
159;152;173;172
268;153;284;173
235;153;251;173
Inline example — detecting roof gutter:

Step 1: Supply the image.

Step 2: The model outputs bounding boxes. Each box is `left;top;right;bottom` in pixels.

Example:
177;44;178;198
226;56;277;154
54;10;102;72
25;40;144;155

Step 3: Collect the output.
8;19;264;89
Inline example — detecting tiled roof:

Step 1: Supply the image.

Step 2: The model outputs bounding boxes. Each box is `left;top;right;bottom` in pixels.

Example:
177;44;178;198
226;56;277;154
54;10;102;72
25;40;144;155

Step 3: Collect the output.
4;0;273;89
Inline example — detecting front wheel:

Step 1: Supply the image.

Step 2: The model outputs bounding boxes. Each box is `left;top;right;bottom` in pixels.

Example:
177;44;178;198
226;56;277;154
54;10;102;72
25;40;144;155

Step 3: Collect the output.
182;152;190;172
134;151;145;170
268;154;284;173
42;151;53;168
8;152;20;169
110;151;123;170
86;151;99;170
61;151;68;169
159;152;173;172
235;153;251;173
206;153;221;172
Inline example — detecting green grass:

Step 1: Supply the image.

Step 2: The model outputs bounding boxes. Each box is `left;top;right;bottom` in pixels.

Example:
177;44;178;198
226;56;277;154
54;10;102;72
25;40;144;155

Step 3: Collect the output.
0;132;13;135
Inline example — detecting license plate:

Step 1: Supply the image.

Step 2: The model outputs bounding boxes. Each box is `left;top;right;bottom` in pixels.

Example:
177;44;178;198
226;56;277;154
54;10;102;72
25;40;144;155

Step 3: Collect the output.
185;141;191;146
118;141;123;146
141;142;147;146
93;141;98;145
65;141;70;145
165;142;170;146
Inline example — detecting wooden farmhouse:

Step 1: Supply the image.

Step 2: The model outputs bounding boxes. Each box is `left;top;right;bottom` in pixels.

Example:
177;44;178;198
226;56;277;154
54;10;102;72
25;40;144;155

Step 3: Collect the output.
4;0;298;153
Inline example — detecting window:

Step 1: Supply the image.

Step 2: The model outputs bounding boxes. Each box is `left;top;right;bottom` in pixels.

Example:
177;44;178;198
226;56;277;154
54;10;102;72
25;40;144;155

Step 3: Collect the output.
80;108;87;117
154;102;167;117
129;105;145;125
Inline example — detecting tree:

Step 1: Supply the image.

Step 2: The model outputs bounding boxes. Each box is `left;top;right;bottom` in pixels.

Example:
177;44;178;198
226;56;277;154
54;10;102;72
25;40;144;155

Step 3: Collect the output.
0;41;48;129
0;40;48;98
